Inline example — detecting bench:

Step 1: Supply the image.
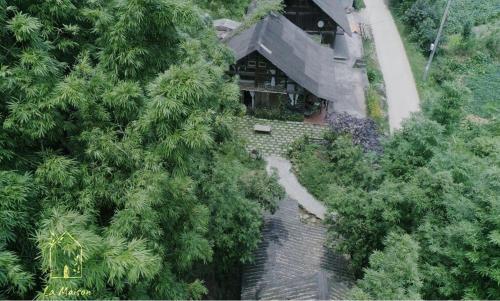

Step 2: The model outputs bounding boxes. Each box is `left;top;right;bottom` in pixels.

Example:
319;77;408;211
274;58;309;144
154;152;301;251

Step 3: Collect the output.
254;124;272;134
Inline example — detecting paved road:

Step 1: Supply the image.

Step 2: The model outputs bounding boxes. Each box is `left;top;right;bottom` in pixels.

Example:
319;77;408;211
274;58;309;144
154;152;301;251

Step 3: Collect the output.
364;0;420;131
265;156;327;220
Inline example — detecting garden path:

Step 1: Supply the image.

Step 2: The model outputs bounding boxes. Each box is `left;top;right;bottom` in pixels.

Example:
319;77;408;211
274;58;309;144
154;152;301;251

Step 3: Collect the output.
265;155;327;220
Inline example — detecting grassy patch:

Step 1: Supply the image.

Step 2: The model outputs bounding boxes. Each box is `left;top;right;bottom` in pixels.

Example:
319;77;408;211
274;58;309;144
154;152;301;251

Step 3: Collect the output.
363;37;389;132
366;87;384;126
467;64;500;118
363;39;383;84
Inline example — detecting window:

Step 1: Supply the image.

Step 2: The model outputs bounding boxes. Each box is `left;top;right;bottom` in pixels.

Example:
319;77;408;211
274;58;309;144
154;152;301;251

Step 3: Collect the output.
247;60;256;68
258;61;267;68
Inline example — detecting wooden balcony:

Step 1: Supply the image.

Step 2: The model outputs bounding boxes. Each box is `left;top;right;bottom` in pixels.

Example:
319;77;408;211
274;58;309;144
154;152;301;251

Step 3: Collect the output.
239;81;287;94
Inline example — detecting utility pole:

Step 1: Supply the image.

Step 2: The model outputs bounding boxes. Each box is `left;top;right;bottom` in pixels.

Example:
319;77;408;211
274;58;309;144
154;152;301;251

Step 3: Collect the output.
423;0;452;81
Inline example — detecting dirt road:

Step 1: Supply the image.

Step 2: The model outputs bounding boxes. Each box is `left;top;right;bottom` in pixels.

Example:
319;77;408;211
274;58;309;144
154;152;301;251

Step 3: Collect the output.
364;0;420;131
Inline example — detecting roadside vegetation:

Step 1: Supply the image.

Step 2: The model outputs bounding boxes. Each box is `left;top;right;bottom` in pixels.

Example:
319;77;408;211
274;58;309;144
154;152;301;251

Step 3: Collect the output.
363;35;389;132
289;0;499;299
391;0;499;119
0;1;284;299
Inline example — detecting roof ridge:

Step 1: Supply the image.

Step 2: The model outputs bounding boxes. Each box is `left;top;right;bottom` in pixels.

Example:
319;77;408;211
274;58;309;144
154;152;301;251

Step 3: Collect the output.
226;14;338;101
311;0;353;36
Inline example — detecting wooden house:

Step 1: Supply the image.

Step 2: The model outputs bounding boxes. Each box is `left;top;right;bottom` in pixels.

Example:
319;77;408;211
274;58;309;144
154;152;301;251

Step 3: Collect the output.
283;0;352;44
225;13;337;113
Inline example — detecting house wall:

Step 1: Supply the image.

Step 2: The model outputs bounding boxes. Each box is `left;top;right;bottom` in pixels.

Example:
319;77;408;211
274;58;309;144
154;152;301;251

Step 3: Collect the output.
230;52;289;91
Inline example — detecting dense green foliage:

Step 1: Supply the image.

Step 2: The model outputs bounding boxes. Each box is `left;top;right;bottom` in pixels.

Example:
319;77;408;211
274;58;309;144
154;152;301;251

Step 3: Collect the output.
240;0;284;29
349;232;422;300
291;115;500;299
195;0;252;20
467;64;500;118
0;0;284;299
391;0;500;120
290;2;499;298
390;0;499;50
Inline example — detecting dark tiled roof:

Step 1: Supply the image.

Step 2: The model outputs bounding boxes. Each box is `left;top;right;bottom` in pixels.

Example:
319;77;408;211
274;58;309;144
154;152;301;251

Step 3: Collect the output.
226;14;337;102
247;0;352;36
312;0;353;36
241;199;353;300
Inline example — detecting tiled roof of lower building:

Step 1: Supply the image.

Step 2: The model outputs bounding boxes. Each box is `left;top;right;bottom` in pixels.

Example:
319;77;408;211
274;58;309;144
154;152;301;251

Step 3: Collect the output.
241;198;353;300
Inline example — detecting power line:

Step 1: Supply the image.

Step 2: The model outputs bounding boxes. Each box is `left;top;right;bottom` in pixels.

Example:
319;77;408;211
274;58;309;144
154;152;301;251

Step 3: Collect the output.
423;0;453;81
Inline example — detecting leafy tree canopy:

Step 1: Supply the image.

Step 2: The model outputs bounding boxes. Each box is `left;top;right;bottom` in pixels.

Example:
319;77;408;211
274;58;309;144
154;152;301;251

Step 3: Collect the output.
0;0;283;299
290;115;499;299
349;232;423;300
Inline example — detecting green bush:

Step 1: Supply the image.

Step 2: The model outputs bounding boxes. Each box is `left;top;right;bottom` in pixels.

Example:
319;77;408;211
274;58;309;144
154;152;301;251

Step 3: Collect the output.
366;87;386;130
364;39;384;84
466;64;500;119
395;0;499;52
428;80;468;131
353;0;366;10
240;169;285;214
292;115;500;299
195;0;252;19
241;0;284;29
289;133;380;201
249;104;305;122
349;232;422;300
484;27;500;60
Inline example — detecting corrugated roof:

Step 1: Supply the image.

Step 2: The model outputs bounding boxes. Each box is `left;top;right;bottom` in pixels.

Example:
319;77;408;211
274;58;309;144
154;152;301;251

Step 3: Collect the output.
226;14;337;102
312;0;353;36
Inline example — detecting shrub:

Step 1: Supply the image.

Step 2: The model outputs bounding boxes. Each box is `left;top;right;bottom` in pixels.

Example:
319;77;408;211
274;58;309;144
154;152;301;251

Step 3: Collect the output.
240;169;285;213
250;106;304;122
366;87;384;126
353;0;366;10
484;27;500;60
349;232;422;300
241;0;284;29
427;80;468;131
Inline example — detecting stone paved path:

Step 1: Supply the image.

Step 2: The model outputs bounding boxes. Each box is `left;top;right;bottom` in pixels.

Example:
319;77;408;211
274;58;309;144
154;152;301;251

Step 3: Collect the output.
265;156;327;220
234;117;329;157
363;0;420;131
